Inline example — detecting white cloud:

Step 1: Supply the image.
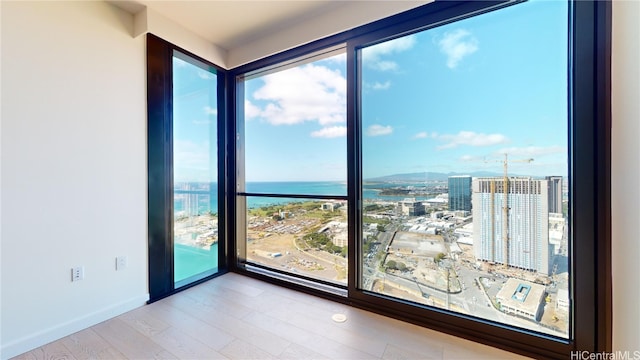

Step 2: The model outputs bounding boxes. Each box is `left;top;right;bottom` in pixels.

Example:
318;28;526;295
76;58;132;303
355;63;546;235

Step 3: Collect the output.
192;119;211;125
438;29;478;69
496;145;566;157
173;140;212;182
435;131;509;149
367;124;393;137
362;35;416;71
413;131;429;139
460;154;483;162
250;64;346;126
244;100;261;119
374;61;398;72
311;126;347;138
372;81;391;90
198;70;214;80
203;106;217;115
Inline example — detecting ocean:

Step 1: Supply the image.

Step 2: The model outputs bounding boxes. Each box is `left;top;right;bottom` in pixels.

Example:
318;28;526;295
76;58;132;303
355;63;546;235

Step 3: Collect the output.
174;181;435;214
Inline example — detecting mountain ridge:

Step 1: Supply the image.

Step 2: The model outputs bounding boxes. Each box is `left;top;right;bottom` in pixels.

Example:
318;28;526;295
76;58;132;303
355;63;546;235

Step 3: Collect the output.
365;171;530;182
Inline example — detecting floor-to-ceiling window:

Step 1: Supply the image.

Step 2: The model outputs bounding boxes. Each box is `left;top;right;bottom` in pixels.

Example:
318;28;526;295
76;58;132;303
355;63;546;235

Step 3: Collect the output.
231;1;609;357
358;0;570;339
172;52;220;287
235;49;349;290
148;35;226;300
147;0;610;357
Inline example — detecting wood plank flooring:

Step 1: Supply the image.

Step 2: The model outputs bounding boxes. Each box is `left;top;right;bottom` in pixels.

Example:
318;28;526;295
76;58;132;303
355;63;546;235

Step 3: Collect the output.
12;273;530;359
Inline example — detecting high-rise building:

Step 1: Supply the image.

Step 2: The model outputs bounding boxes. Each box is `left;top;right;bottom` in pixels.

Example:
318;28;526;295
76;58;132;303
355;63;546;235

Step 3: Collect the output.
546;176;563;214
472;177;550;274
448;175;472;212
399;198;425;216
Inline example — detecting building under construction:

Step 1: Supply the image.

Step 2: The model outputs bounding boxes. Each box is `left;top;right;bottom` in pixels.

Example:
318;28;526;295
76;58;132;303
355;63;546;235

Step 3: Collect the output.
472;177;550;275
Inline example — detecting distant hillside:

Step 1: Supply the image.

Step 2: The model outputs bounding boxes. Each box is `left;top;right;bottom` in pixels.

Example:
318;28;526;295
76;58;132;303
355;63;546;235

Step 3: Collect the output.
365;171;508;182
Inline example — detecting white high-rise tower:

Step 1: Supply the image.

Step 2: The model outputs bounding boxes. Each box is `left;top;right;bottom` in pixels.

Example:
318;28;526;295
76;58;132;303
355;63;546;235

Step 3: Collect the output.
472;177;550;274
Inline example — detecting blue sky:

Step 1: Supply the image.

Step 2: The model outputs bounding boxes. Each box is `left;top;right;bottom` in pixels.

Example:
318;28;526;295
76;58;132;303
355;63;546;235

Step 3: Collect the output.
173;55;218;183
359;0;568;179
176;0;568;183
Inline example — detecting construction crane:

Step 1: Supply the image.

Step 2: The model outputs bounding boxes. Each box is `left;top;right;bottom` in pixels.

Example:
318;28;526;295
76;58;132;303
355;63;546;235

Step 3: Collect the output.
485;154;534;269
551;263;558;287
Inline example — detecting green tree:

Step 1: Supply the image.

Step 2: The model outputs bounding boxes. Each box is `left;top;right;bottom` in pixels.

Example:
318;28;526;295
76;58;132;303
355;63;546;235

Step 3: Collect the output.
386;260;397;270
303;232;331;249
434;252;447;264
365;204;381;212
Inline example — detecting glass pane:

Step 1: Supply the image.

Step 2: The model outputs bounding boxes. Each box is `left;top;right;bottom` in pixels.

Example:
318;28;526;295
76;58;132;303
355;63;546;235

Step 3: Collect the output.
173;53;218;285
243;52;347;196
244;196;348;285
360;1;569;338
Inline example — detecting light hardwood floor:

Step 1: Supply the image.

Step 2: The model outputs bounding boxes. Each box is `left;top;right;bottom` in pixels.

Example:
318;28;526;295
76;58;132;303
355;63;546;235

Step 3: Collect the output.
12;273;530;359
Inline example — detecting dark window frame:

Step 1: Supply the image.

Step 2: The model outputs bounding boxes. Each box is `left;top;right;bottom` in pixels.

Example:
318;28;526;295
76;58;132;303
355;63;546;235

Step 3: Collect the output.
233;47;350;290
147;0;611;357
147;34;229;302
353;4;611;356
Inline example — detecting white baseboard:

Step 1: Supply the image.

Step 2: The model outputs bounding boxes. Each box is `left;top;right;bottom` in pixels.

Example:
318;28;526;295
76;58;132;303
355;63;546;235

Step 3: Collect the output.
0;294;149;360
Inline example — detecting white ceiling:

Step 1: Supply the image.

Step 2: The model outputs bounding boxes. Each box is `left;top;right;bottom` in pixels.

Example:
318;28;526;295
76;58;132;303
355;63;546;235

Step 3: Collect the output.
110;1;428;55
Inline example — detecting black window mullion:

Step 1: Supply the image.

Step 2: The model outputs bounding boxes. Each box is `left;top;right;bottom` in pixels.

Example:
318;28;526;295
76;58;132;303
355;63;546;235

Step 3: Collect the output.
238;193;347;201
571;0;612;352
217;68;229;272
347;39;360;296
233;75;246;268
147;34;175;302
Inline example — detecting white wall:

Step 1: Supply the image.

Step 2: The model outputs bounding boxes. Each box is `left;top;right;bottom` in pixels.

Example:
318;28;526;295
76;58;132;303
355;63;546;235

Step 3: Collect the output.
134;7;228;68
0;2;148;358
611;0;640;353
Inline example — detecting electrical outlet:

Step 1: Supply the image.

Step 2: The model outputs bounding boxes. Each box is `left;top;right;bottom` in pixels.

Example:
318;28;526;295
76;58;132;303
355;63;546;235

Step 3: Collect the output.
71;266;84;282
116;256;127;271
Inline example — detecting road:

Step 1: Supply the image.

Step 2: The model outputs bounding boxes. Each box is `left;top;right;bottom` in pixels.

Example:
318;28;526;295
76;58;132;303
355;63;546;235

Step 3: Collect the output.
360;216;567;337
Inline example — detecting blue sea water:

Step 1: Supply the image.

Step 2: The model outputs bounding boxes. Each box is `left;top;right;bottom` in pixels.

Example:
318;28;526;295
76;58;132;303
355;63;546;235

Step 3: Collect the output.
174;181;432;214
174;243;218;282
246;181;347;196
